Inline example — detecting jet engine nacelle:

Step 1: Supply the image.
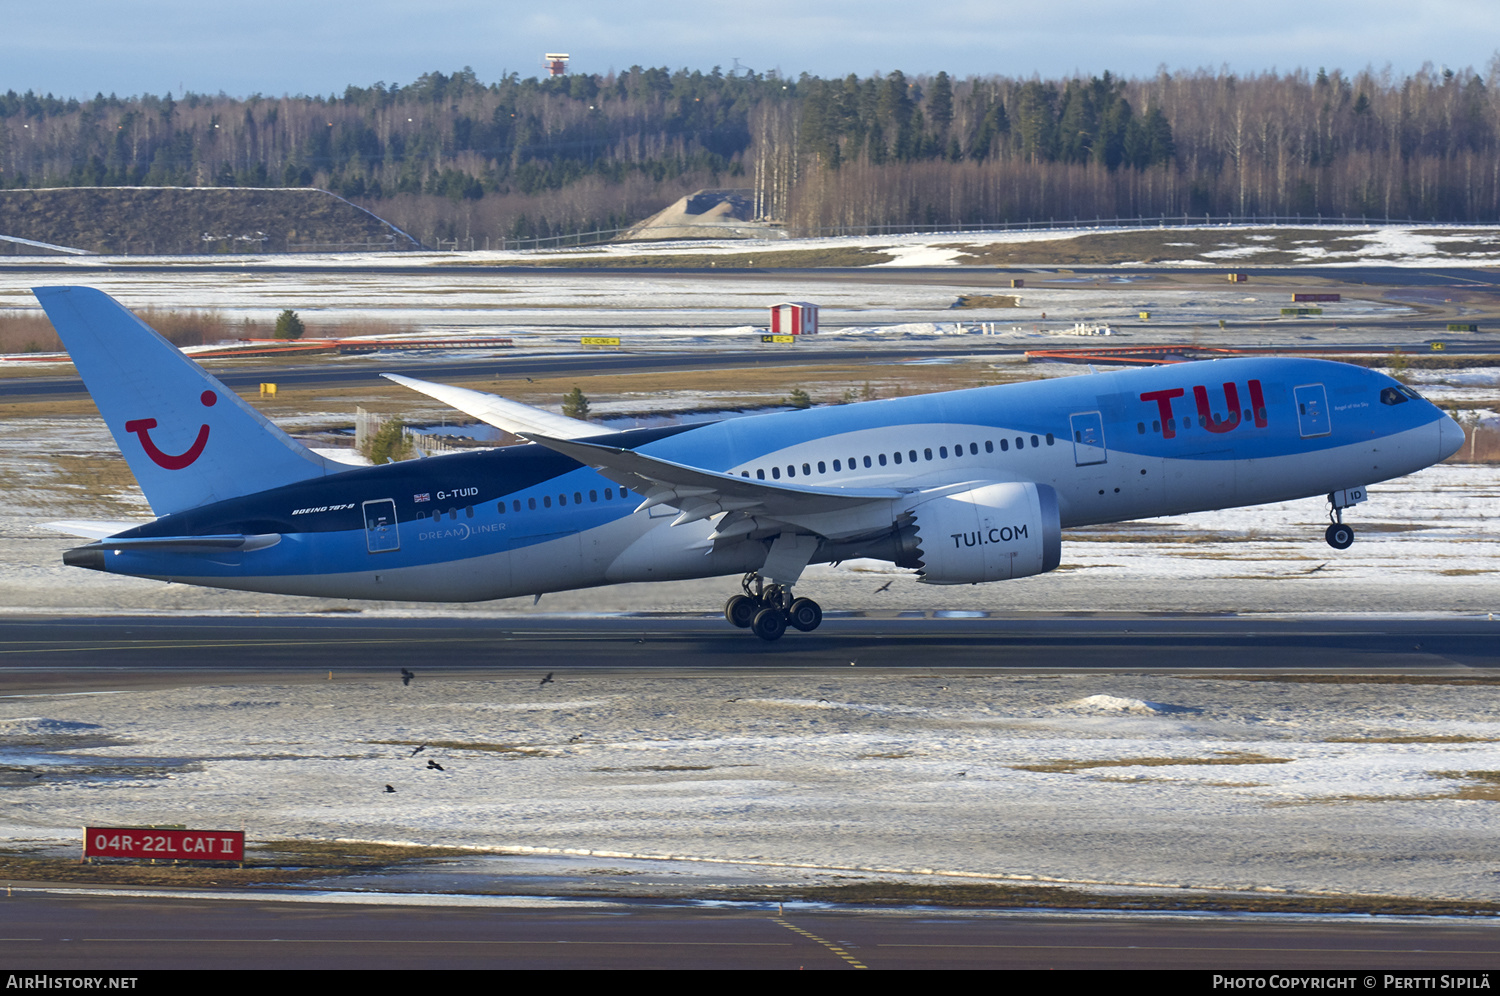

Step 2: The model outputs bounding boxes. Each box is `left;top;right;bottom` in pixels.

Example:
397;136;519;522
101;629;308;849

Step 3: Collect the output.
901;482;1061;585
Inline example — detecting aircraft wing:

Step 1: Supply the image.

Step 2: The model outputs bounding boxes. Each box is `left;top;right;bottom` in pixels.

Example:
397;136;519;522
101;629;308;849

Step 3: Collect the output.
383;374;614;440
522;432;907;542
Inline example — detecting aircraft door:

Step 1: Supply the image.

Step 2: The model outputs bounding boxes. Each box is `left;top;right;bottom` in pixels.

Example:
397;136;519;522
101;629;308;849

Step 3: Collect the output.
1069;411;1108;466
1293;384;1331;437
362;499;400;553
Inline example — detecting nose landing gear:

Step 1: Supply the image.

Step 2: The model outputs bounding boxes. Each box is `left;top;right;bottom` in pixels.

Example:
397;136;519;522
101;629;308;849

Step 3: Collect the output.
1324;486;1367;550
724;572;823;642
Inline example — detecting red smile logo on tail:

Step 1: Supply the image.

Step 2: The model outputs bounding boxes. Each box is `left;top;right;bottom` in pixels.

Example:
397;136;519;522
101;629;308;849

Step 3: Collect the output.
125;390;217;469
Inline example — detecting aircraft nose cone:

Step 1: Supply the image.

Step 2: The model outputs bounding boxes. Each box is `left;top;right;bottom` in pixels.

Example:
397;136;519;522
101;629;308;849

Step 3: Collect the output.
1438;412;1465;461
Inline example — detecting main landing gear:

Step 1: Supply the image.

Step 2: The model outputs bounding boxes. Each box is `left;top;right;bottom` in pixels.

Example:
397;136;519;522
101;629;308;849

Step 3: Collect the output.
1324;486;1367;550
724;572;822;642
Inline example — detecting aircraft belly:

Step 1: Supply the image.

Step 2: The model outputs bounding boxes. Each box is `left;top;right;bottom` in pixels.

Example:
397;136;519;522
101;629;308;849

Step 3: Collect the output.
605;518;765;583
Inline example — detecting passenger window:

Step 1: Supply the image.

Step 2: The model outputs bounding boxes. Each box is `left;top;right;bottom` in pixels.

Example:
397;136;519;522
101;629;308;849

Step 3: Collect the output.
512;500;521;512
939;446;948;458
528;497;536;510
892;452;902;464
604;488;613;500
1046;433;1055;445
559;494;567;506
621;488;630;498
466;506;473;518
1031;435;1039;447
1137;422;1145;434
1000;438;1009;452
818;461;826;474
924;448;933;460
1152;420;1160;432
833;459;842;471
543;496;551;508
970;443;979;455
574;492;582;504
878;453;888;466
984;441;992;453
772;467;781;479
756;469;765;479
908;450;917;462
1015;437;1024;449
863;456;872;468
786;465;795;478
803;463;811;475
590;490;598;502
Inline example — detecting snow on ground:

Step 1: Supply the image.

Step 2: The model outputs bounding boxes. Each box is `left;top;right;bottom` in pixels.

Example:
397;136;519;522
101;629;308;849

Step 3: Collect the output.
3;667;1498;900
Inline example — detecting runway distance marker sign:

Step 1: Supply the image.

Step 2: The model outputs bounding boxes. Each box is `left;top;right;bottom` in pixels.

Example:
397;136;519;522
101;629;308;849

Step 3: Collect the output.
84;827;245;862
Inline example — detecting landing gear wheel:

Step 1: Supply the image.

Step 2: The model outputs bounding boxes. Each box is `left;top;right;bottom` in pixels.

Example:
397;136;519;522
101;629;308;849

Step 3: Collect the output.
751;607;787;642
788;597;822;632
724;594;757;628
1325;522;1355;550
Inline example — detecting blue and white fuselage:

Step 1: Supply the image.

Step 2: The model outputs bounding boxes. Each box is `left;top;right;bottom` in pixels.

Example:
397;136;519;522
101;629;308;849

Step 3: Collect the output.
36;287;1463;640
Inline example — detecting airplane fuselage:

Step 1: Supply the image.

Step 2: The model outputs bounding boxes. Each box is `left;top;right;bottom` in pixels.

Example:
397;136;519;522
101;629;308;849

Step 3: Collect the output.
74;356;1460;601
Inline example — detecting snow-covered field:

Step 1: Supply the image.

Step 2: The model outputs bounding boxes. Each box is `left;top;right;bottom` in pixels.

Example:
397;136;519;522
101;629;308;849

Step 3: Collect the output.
1;222;1473;352
3;662;1499;901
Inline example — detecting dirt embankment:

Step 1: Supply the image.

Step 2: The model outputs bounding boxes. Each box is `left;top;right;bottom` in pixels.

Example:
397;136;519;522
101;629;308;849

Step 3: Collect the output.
0;187;421;255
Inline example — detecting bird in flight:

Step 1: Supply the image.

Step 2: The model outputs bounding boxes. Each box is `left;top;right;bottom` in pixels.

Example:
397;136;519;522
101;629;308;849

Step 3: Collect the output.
409;745;426;757
426;760;445;772
874;580;892;593
540;672;554;686
401;669;415;686
384;785;396;793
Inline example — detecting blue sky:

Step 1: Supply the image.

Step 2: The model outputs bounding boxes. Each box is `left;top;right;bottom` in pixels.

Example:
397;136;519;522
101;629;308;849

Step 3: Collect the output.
6;0;1500;99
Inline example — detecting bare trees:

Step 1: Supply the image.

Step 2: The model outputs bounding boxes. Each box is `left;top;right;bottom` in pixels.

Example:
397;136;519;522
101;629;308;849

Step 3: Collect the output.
6;61;1500;246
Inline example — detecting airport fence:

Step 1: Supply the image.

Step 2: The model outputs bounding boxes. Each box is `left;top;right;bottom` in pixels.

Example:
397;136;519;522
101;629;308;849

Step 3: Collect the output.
417;214;1499;254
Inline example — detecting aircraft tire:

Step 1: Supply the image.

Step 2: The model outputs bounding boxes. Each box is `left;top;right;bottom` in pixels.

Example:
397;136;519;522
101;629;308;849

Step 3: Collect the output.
751;607;787;642
725;594;757;628
788;598;822;632
1325;523;1355;550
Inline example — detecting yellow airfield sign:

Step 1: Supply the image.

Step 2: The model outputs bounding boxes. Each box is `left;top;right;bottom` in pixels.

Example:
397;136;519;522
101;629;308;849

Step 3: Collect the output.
761;335;796;344
581;336;621;346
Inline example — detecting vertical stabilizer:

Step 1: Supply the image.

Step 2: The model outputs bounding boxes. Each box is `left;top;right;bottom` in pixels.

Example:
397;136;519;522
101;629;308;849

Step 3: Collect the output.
34;286;337;515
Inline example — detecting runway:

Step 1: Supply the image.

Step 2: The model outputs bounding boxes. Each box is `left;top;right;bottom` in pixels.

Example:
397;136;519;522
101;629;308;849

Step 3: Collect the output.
0;615;1495;689
3;890;1498;970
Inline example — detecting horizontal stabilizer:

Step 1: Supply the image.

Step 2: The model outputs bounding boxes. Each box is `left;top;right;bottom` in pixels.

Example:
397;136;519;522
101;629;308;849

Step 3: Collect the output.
383;374;614;440
74;534;282;553
47;519;155;540
63;533;282;570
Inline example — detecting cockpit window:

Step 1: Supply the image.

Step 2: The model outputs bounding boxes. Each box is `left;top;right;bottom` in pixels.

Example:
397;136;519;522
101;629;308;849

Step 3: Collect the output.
1382;384;1425;405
